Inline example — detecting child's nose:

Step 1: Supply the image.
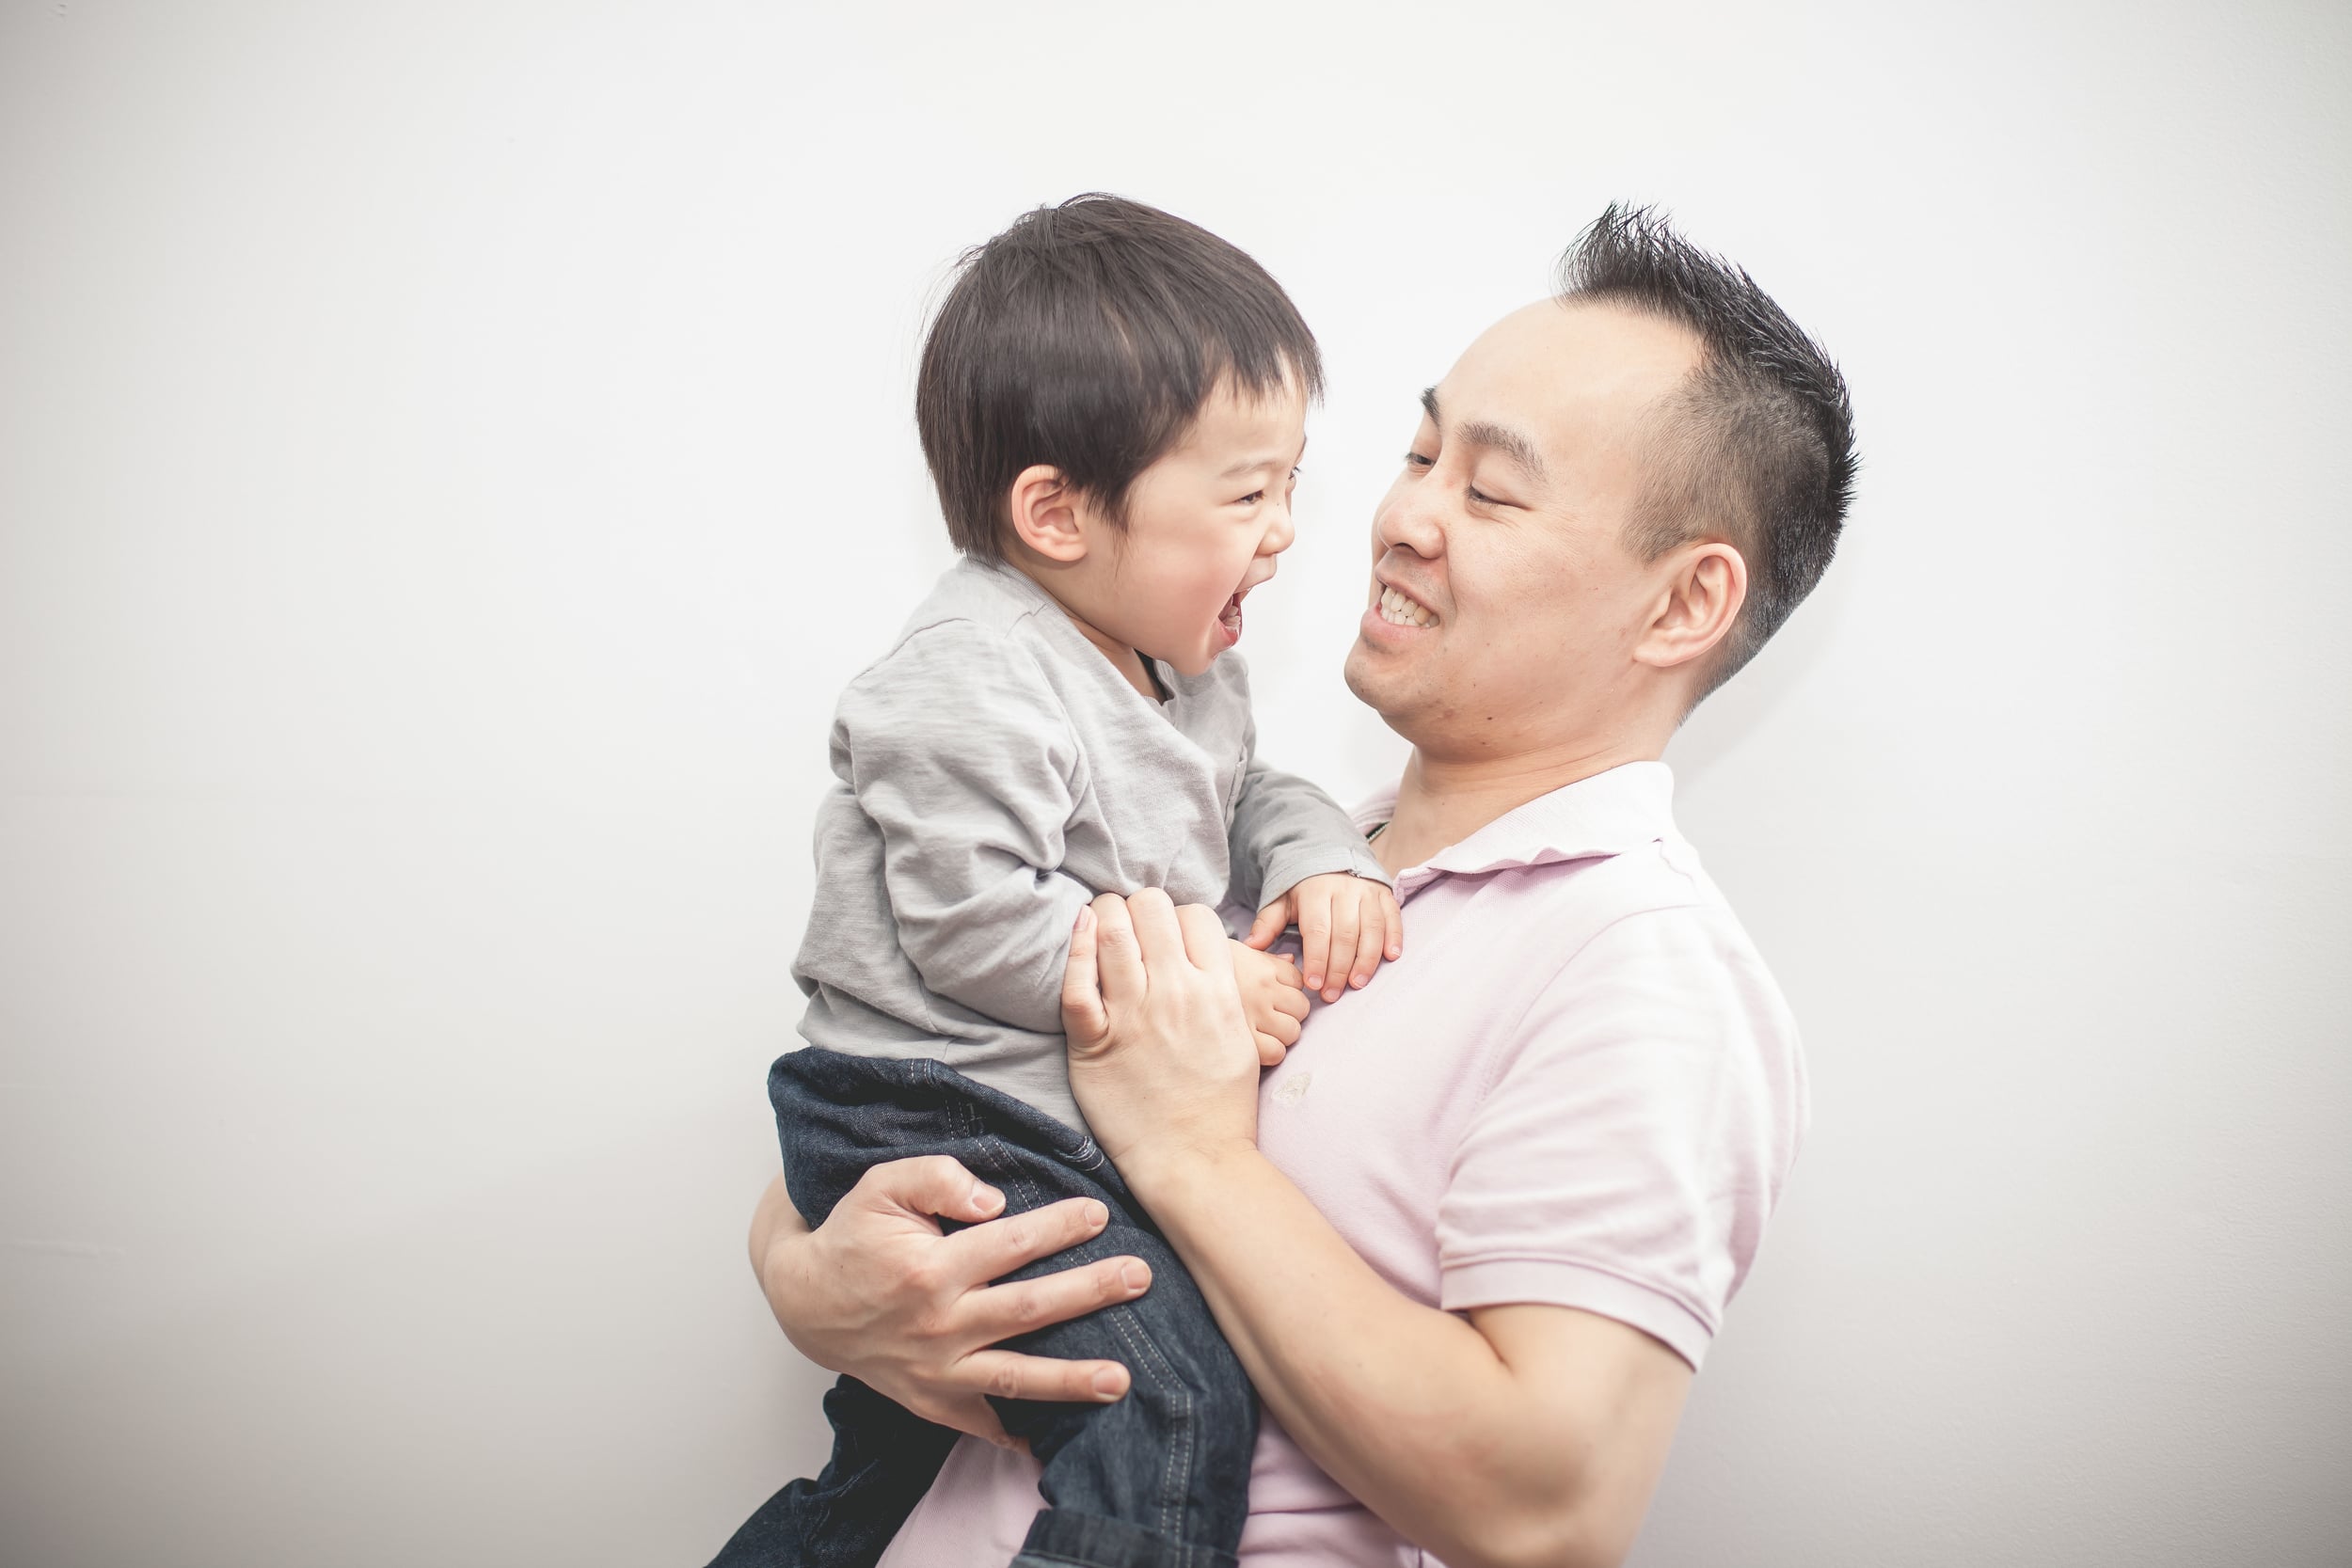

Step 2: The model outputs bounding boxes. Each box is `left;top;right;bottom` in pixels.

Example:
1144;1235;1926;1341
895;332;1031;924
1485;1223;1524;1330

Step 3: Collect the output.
1263;499;1296;555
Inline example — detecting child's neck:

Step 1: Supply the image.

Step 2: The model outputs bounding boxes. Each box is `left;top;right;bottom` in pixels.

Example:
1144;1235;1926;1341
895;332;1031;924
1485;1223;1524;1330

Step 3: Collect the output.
1073;620;1159;702
1007;558;1161;702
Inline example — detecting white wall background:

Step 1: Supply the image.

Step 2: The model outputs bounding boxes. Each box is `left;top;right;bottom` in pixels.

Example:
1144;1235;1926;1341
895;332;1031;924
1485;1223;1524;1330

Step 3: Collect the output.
4;2;2346;1563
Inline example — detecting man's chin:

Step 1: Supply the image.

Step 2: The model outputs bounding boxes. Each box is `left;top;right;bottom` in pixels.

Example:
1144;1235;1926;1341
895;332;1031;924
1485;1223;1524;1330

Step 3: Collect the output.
1342;641;1406;714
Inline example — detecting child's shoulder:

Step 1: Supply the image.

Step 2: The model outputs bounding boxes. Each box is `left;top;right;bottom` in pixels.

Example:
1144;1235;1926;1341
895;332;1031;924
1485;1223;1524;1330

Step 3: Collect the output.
841;559;1066;697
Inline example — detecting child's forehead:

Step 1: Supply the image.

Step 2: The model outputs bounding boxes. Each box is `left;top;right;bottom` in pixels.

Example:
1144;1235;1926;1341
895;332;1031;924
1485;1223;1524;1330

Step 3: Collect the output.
1168;372;1310;463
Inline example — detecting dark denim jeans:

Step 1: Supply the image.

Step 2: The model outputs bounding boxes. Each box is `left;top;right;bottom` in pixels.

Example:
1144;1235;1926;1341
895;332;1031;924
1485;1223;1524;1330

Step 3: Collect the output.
705;1047;1254;1568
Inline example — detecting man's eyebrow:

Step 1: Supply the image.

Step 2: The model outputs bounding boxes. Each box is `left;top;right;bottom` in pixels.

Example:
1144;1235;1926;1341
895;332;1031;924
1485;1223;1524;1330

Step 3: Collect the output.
1460;420;1547;481
1422;386;1546;482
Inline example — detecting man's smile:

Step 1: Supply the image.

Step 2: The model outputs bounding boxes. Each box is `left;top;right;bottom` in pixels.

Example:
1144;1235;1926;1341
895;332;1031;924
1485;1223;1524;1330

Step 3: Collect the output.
1370;577;1439;633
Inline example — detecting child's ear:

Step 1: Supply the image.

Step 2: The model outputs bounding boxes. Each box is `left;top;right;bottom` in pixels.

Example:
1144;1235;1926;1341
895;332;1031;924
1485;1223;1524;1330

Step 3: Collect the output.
1007;465;1090;562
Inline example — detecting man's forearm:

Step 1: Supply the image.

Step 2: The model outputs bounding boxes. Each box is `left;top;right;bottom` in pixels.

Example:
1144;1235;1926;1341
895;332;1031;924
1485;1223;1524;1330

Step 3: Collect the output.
1124;1141;1678;1568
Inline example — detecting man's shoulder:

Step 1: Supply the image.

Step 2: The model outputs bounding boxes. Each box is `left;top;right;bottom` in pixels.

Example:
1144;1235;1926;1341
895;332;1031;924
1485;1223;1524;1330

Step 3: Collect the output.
1485;835;1791;1023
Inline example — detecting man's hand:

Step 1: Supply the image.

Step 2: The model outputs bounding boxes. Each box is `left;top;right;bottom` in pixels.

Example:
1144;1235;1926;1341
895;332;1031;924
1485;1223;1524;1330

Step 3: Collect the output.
1062;891;1265;1182
1230;939;1311;1065
749;1159;1152;1449
1245;872;1404;1004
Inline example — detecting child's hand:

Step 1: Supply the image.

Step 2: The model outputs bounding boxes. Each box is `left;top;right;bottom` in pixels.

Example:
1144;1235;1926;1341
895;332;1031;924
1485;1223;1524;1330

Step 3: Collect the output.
1229;940;1311;1067
1245;873;1405;1005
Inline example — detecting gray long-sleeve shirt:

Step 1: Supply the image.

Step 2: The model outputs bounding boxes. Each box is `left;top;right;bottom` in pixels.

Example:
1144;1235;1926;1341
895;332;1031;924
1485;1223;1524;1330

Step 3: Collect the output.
793;558;1388;1132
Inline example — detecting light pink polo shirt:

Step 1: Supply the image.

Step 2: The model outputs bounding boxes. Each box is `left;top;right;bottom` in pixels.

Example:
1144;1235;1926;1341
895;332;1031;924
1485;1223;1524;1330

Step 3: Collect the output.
879;761;1807;1566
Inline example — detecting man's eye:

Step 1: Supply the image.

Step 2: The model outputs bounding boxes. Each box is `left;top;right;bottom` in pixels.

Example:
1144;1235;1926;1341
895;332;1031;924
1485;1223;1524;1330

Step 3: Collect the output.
1468;484;1502;506
1404;451;1434;470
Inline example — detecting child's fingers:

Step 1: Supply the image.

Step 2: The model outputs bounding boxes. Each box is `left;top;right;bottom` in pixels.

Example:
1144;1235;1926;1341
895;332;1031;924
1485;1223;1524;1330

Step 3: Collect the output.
1383;891;1404;961
1272;984;1311;1022
1322;898;1360;1002
1346;913;1387;990
1254;1030;1288;1067
1297;899;1333;994
1243;896;1292;951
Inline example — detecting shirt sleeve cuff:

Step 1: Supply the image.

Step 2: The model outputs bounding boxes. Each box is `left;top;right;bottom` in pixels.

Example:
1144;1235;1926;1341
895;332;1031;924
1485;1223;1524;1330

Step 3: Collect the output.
1257;843;1393;905
1441;1258;1716;1371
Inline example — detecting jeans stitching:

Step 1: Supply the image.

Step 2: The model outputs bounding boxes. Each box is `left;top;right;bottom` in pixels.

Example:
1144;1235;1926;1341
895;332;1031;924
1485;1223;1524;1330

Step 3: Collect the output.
1096;1296;1196;1545
922;1072;1215;1555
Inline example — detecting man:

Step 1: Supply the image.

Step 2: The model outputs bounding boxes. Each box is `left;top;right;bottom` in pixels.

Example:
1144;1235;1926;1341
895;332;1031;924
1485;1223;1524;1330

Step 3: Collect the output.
744;206;1855;1567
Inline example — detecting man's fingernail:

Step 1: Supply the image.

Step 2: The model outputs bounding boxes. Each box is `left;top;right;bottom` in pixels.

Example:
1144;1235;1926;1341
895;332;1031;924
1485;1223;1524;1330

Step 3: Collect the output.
1120;1261;1150;1291
973;1185;1004;1214
1093;1370;1125;1398
1083;1199;1109;1228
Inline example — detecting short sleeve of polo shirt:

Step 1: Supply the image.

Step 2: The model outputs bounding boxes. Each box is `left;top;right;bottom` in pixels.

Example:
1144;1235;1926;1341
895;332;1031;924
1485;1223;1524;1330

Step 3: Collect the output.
1434;902;1804;1370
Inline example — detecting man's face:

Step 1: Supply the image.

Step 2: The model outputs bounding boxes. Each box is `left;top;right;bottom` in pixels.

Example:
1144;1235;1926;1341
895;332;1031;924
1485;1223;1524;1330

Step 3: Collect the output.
1343;300;1705;758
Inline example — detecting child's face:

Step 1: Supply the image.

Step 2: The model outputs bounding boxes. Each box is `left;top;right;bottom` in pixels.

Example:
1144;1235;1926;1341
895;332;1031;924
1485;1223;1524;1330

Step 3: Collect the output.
1068;375;1310;678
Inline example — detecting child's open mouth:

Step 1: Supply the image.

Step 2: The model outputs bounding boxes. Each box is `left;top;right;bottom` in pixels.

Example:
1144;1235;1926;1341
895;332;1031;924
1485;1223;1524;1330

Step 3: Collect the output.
1218;592;1246;646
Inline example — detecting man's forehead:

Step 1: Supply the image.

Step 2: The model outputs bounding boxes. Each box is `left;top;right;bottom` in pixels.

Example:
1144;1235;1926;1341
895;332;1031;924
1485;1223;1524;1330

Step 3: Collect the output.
1436;298;1702;449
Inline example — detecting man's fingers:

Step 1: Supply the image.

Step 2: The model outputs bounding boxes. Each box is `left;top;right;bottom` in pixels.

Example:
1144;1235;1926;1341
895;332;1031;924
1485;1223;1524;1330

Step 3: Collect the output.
854;1154;1002;1227
1244;896;1291;951
963;1251;1153;1342
1176;902;1231;970
1089;893;1147;1003
1122;886;1189;970
939;1194;1112;1282
1060;902;1106;1042
910;1391;1024;1449
959;1348;1131;1407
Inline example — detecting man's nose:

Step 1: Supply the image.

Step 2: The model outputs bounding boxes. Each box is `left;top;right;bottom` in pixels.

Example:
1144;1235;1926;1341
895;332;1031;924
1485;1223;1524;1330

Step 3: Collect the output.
1375;481;1444;558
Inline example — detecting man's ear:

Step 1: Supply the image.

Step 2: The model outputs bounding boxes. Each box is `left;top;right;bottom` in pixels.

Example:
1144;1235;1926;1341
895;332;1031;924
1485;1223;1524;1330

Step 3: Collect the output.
1634;540;1748;671
1007;465;1090;563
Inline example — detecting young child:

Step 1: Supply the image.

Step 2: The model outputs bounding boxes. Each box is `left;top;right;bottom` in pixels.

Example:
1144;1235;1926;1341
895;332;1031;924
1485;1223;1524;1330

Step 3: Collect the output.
712;195;1400;1568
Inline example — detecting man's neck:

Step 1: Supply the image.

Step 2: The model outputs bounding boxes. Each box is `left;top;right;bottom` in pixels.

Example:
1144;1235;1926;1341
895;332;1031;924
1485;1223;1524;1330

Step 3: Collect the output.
1374;736;1660;878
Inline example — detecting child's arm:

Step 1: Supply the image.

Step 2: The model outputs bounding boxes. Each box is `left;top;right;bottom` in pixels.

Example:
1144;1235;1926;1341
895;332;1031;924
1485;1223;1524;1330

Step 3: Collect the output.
1244;872;1404;1006
836;625;1096;1035
1225;712;1402;1005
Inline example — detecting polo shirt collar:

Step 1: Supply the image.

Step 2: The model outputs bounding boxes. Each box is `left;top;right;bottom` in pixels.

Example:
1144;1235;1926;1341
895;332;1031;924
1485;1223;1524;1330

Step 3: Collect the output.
1357;760;1678;899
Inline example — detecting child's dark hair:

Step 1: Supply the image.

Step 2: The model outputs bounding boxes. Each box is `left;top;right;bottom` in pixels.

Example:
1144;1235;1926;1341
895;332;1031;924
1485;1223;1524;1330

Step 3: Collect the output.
916;194;1324;560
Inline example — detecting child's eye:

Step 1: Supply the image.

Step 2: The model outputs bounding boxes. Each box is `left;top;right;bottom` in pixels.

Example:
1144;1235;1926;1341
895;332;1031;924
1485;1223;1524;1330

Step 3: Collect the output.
1237;489;1265;506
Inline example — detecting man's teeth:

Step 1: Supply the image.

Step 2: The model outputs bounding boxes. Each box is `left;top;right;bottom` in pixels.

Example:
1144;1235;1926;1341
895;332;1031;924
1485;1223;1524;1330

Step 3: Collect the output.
1378;585;1436;627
